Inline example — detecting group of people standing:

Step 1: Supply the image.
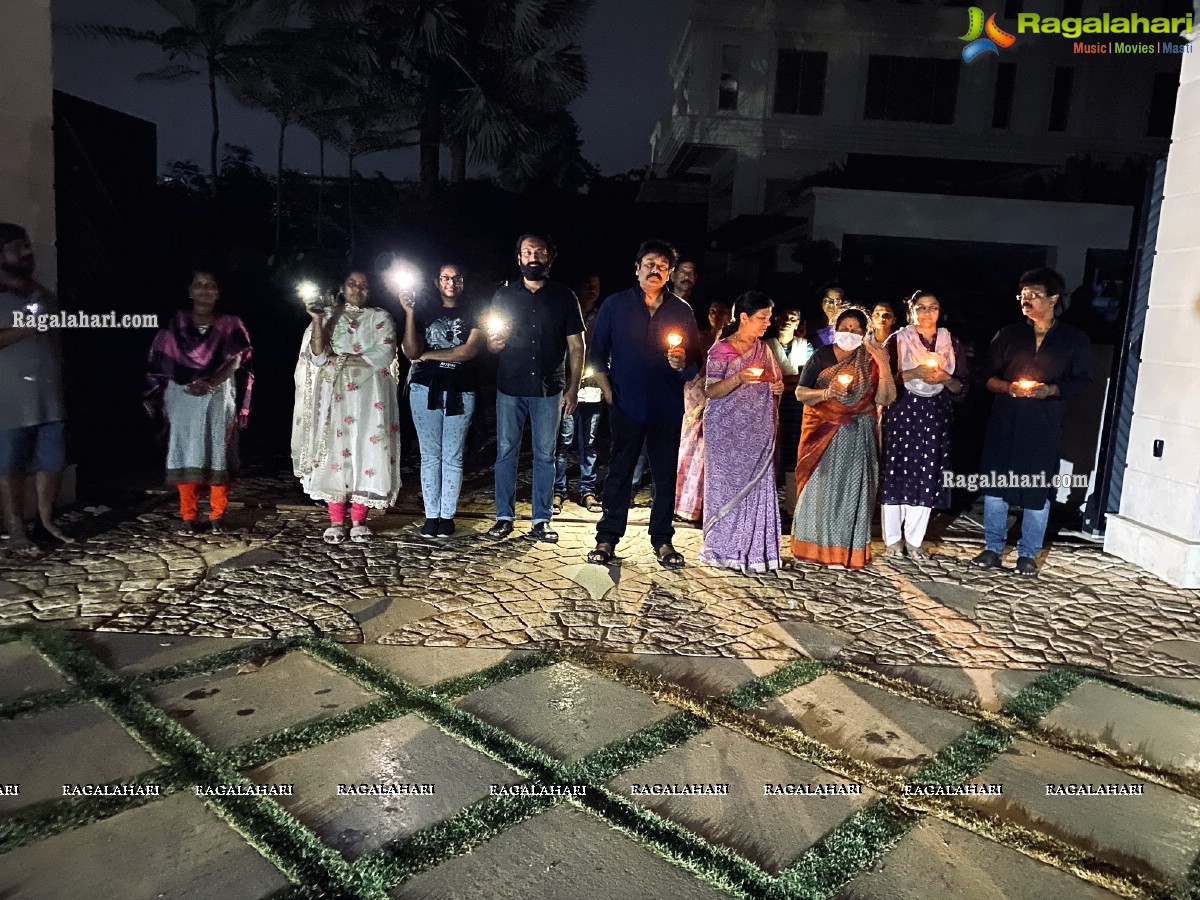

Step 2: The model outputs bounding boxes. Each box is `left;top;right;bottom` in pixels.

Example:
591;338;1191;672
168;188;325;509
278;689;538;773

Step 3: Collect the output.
139;231;1091;581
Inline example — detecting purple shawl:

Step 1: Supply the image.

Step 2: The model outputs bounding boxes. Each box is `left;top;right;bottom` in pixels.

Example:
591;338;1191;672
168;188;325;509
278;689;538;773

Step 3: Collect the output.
145;311;254;424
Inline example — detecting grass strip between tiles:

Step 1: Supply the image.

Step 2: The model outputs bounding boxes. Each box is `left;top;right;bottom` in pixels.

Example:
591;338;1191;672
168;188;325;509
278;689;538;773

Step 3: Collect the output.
726;658;828;709
426;649;559;699
575;786;772;899
20;627;371;898
562;712;708;784
124;637;306;690
1187;851;1200;900
1077;669;1200;716
0;685;89;720
351;793;559;894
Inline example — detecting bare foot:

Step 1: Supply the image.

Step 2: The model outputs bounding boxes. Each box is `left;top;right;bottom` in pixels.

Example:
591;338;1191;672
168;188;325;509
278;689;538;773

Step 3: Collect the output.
40;520;75;544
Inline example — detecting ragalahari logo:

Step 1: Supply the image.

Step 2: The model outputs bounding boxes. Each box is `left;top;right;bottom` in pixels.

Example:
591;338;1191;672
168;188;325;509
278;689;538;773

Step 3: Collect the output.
960;8;1017;63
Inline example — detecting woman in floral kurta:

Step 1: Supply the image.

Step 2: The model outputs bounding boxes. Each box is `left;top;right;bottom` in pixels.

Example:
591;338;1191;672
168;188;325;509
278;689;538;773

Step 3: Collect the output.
291;271;402;543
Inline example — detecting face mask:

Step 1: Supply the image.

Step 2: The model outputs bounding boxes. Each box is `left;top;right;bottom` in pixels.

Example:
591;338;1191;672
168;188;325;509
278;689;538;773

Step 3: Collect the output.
519;262;550;281
834;331;863;351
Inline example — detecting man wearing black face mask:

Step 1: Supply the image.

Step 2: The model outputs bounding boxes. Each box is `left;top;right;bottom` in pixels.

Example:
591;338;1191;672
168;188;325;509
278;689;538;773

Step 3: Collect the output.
484;233;585;542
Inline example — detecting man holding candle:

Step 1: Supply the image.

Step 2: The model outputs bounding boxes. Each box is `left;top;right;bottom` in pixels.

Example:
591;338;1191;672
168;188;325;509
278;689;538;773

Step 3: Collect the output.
971;268;1092;576
484;233;585;543
587;240;702;568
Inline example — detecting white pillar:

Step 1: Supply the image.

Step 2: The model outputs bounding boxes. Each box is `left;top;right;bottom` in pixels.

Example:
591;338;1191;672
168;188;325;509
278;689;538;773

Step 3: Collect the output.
1104;35;1200;587
0;0;56;286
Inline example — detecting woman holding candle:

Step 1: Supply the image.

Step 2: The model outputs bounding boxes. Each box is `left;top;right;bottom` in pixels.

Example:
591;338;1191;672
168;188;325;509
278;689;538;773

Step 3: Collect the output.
791;308;896;568
291;270;403;543
698;292;785;573
879;291;967;558
674;299;732;523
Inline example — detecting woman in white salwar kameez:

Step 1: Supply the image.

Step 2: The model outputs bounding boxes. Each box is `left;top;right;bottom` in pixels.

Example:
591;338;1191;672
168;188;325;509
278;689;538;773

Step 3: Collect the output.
291;271;402;543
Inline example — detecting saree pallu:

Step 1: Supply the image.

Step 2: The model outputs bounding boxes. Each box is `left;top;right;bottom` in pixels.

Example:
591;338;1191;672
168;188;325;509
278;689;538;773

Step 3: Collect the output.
674;372;706;521
699;339;781;574
791;349;879;569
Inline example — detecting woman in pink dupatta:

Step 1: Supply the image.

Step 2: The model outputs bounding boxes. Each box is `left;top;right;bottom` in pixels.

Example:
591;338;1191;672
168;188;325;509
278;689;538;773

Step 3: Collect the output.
674;299;731;522
699;292;784;573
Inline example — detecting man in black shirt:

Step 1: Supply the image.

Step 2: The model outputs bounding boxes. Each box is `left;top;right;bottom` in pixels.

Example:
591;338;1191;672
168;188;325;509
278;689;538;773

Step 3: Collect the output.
485;233;585;542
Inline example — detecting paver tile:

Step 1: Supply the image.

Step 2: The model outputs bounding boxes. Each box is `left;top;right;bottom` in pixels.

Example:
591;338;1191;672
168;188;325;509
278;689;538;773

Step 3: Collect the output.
0;793;289;899
599;653;786;698
0;640;67;702
145;650;378;749
609;725;875;873
858;665;1042;712
75;632;259;674
839;817;1119;899
970;739;1200;889
0;701;158;813
456;662;675;762
1040;681;1200;776
247;714;522;859
350;645;533;689
391;804;729;899
757;674;975;776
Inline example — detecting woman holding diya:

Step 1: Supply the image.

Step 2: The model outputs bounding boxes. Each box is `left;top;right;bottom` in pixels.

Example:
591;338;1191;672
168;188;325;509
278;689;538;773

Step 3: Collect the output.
879;290;967;559
291;270;403;544
791;307;896;568
698;291;785;573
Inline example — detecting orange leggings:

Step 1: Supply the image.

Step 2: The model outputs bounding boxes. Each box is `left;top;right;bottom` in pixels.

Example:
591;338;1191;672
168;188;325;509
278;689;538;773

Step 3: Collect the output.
177;482;229;521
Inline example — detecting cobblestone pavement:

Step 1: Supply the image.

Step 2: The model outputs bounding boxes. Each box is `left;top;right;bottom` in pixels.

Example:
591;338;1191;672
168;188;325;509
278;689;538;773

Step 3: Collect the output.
1;473;1198;678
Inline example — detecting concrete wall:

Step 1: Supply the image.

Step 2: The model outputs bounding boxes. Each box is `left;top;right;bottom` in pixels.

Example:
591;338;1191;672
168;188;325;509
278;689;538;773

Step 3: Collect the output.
802;188;1133;292
0;0;56;286
1105;40;1200;587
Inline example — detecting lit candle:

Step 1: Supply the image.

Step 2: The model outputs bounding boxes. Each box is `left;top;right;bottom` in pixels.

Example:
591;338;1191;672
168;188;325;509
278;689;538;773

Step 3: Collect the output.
584;366;595;378
1015;379;1038;390
925;356;939;368
745;367;764;378
837;373;853;386
666;332;683;348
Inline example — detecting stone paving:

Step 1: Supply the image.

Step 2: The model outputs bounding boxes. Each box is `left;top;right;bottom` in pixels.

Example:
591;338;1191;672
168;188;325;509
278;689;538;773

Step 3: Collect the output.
1;475;1199;898
1;471;1198;677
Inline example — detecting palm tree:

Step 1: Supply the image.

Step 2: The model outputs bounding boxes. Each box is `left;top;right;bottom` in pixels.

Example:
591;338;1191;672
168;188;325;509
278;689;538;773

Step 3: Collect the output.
60;0;284;193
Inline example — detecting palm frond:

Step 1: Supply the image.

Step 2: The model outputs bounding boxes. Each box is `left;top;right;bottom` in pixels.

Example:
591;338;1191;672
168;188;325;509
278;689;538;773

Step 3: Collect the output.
135;63;204;80
55;23;162;44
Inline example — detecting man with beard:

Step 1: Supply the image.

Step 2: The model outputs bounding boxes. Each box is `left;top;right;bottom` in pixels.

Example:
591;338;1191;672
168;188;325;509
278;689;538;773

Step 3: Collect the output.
0;224;71;553
971;268;1092;577
485;233;585;542
587;240;701;568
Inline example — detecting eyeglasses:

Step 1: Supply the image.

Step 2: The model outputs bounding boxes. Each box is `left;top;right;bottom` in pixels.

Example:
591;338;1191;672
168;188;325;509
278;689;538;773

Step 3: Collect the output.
439;276;464;283
1017;291;1049;301
640;262;672;273
913;305;939;313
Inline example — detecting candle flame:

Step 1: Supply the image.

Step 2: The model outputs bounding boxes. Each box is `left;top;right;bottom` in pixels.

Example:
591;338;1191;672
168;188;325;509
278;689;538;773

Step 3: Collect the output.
1016;379;1037;390
746;367;763;378
666;332;683;347
925;357;939;367
837;373;853;386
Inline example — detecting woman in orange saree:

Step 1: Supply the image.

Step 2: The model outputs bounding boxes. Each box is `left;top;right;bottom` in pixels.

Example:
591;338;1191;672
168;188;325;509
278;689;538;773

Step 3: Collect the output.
791;309;896;568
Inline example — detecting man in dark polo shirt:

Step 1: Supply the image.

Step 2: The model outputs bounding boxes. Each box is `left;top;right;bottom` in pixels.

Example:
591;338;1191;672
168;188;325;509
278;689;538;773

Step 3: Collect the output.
485;233;584;542
587;239;702;568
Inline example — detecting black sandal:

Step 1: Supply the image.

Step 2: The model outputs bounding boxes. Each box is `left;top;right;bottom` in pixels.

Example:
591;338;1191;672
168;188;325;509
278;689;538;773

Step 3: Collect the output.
551;494;564;515
655;544;686;569
587;542;615;565
582;493;603;513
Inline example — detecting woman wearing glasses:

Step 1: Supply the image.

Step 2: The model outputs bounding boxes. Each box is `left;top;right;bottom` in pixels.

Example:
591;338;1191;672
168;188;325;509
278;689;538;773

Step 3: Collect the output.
291;270;403;543
400;264;485;538
879;290;967;559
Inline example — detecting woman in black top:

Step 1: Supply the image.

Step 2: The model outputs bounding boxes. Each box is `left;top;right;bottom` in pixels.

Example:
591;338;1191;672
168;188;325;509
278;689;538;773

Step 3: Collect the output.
400;263;486;537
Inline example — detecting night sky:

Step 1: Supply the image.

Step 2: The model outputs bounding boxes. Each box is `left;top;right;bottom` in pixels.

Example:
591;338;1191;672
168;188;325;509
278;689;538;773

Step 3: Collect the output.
51;0;688;179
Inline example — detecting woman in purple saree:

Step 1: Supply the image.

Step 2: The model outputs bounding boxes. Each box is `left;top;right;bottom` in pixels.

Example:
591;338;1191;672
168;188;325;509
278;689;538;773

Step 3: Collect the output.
699;292;784;573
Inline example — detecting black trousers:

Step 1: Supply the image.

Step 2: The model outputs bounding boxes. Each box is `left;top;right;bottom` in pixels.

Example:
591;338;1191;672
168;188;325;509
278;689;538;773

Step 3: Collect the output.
597;405;682;549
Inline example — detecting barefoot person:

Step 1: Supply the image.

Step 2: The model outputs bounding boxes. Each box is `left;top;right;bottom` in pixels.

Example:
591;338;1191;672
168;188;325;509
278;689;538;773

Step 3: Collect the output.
292;270;403;543
0;223;72;552
145;269;254;534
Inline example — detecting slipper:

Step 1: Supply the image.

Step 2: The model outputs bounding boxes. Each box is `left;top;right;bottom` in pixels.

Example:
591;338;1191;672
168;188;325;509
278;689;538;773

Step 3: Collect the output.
587;542;615;565
654;544;685;569
350;524;374;543
323;525;348;544
551;494;564;515
582;493;603;513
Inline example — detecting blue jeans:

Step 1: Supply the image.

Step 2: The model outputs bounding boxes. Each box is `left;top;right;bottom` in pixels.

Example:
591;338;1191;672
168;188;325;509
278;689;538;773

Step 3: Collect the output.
410;384;475;519
554;402;601;496
495;391;561;525
983;494;1050;558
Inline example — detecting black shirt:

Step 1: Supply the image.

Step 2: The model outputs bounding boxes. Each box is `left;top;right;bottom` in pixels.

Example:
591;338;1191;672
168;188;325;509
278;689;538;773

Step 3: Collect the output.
489;279;584;397
409;303;479;394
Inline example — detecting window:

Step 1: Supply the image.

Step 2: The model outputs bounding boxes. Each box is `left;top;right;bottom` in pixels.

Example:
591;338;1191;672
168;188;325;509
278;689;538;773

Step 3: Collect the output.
992;63;1016;128
718;44;740;111
1048;66;1074;132
774;49;828;115
864;56;960;124
1147;71;1178;137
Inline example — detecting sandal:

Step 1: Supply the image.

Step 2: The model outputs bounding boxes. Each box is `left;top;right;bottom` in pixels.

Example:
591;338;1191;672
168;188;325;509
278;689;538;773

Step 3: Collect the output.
551;494;564;515
654;544;685;569
323;525;348;544
587;542;615;565
350;524;374;543
582;493;603;513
